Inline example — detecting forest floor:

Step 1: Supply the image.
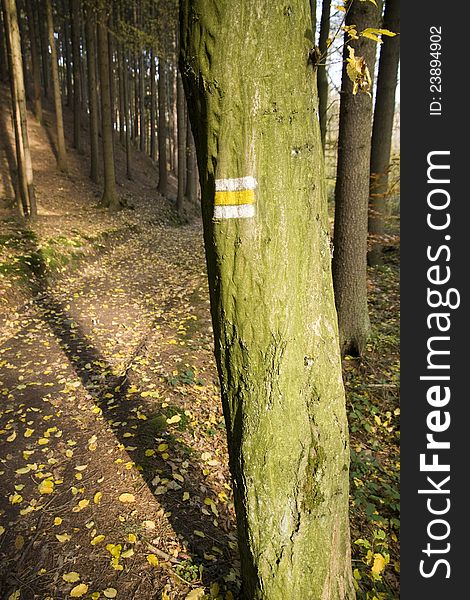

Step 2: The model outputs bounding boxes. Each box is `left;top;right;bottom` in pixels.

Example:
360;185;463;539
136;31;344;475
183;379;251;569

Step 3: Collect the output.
0;86;400;600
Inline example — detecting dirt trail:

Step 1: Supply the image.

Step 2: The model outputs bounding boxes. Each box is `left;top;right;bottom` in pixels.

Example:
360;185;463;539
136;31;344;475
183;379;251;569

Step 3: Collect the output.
0;86;238;599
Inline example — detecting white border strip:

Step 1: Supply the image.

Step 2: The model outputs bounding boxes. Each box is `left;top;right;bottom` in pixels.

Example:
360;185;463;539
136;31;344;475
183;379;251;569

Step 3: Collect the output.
215;176;257;192
213;204;256;219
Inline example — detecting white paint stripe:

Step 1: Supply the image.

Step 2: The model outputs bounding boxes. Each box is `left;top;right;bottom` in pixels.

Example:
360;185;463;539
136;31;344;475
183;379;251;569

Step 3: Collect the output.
215;176;257;192
213;204;256;219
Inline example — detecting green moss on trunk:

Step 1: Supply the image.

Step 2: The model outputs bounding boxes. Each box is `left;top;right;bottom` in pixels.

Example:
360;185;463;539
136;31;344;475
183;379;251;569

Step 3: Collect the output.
181;1;355;598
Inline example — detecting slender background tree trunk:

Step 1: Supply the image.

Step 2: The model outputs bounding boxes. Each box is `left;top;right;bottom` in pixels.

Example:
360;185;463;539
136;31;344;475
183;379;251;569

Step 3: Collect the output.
46;0;67;172
368;0;400;266
97;6;119;209
332;0;380;356
157;57;168;195
317;0;331;150
85;5;99;184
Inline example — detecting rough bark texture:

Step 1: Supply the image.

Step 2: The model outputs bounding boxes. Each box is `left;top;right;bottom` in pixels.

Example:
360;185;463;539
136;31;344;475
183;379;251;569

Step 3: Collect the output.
84;7;99;183
317;0;330;149
0;9;7;82
332;0;379;357
2;0;36;217
176;71;186;218
181;1;354;598
61;0;73;106
122;47;132;180
150;49;156;161
185;111;197;206
97;8;119;210
138;29;145;154
70;0;82;151
25;0;42;122
38;0;50;98
368;0;400;266
46;0;67;173
157;57;168;195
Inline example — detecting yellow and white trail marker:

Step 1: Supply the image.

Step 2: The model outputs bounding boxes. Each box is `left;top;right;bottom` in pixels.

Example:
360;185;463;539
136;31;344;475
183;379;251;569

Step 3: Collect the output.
214;176;257;219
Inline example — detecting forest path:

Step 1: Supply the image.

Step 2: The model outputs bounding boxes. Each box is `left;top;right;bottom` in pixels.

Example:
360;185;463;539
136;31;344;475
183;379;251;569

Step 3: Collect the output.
0;216;239;600
0;84;237;600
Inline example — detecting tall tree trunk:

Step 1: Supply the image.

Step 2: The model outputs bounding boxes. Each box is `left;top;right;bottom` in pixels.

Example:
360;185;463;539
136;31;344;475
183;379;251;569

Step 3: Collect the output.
122;48;132;180
332;0;380;357
133;53;139;142
310;0;316;34
70;0;82;151
185;111;197;208
150;49;156;160
84;5;99;183
17;0;30;101
107;10;115;133
38;0;49;98
368;0;400;266
46;0;67;172
116;10;125;147
157;57;168;195
176;70;185;218
180;1;354;598
170;63;177;173
2;0;37;217
97;5;120;210
62;0;73;106
317;0;331;149
25;0;42;122
0;9;8;82
139;49;145;153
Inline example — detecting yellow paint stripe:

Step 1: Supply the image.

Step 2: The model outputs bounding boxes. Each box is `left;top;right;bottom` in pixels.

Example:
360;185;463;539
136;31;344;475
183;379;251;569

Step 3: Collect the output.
214;189;256;206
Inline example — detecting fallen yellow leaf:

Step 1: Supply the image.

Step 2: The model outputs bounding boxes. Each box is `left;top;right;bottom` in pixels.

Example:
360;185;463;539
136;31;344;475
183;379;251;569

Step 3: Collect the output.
62;572;80;583
70;583;88;597
118;493;135;503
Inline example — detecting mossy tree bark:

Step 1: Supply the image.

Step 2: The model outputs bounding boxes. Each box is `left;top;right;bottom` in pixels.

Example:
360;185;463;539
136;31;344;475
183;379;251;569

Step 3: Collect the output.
368;0;400;266
332;0;380;357
180;1;354;598
46;0;67;173
97;5;120;210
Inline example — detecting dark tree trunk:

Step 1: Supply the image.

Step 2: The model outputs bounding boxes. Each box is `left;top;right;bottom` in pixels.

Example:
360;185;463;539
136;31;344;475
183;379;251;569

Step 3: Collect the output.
317;0;331;149
84;5;99;183
0;9;8;82
70;0;82;151
176;70;185;218
157;57;168;195
122;48;132;180
150;49;156;160
368;0;400;266
332;0;380;356
17;0;31;101
185;111;197;208
133;53;139;142
38;0;49;98
2;0;37;217
25;0;42;122
61;0;73;106
46;0;67;172
139;50;145;153
97;6;120;209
